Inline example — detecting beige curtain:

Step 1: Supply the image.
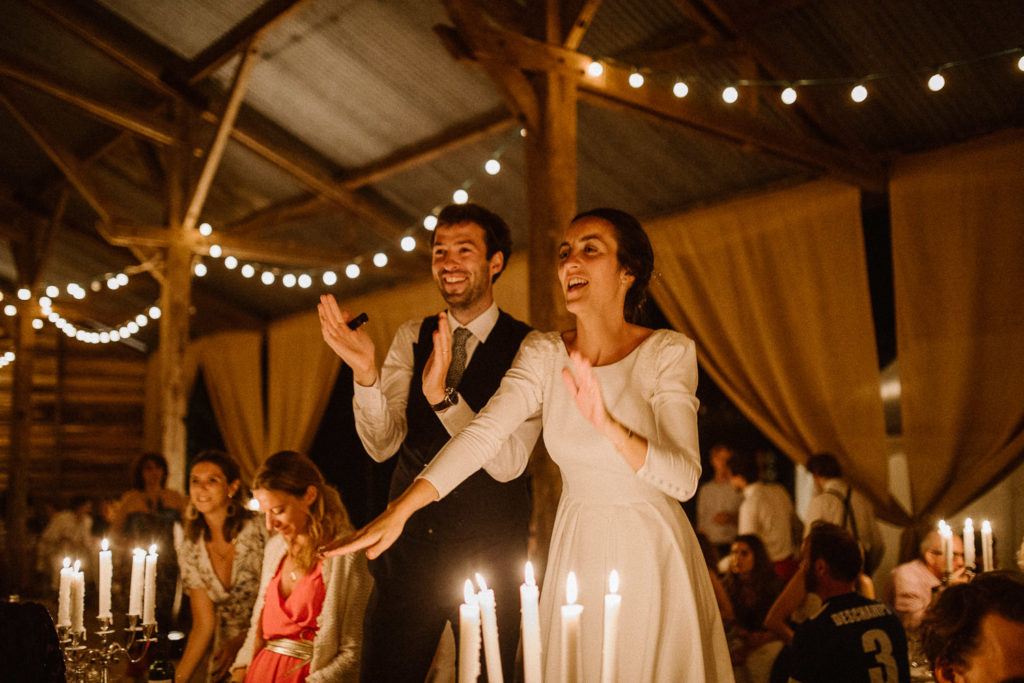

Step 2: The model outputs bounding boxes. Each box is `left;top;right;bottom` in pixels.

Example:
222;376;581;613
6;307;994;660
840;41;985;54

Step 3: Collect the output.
266;312;343;455
142;345;202;453
890;131;1024;520
646;179;902;520
195;331;266;480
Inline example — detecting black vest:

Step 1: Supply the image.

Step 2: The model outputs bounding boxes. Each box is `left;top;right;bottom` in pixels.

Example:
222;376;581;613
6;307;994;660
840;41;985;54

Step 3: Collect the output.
390;310;532;544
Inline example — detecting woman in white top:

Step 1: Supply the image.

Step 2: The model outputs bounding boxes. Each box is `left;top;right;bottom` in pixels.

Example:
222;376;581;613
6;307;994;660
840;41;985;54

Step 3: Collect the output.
329;209;732;682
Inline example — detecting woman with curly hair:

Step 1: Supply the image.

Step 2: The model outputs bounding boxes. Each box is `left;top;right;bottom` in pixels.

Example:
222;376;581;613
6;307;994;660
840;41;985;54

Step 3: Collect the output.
176;450;266;682
230;451;371;683
723;534;784;683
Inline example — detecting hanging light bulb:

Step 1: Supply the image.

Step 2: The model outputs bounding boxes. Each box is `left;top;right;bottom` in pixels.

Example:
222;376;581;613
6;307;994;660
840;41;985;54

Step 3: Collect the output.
149;306;161;319
99;331;110;343
672;80;689;98
46;285;59;298
322;270;338;286
282;273;297;288
373;252;388;267
194;262;207;277
39;297;51;309
209;244;223;258
135;314;148;327
587;60;603;77
485;159;501;175
110;330;120;342
850;84;868;102
198;222;213;236
107;277;120;290
628;71;644;88
127;322;139;334
116;273;129;286
298;274;313;289
72;287;86;300
401;236;416;252
452;189;469;204
32;319;43;330
241;264;255;278
423;215;438;231
224;256;238;270
17;288;30;301
781;87;798;105
927;72;945;91
4;305;15;316
722;86;739;103
346;264;361;279
260;271;275;285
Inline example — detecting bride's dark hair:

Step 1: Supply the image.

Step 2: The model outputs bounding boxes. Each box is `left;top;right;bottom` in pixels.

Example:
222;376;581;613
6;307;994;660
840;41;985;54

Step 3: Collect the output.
572;208;654;325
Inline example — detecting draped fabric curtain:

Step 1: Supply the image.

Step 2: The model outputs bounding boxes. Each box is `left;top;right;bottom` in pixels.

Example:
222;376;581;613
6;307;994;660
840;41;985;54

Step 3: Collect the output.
266;312;342;456
143;344;202;452
890;131;1024;522
645;179;903;521
194;331;266;481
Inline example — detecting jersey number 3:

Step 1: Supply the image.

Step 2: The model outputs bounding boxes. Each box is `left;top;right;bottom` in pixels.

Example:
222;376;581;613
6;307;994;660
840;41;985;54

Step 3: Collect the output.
861;628;898;682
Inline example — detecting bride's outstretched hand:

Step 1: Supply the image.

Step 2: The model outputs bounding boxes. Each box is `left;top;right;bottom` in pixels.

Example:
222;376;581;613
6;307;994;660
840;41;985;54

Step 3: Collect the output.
561;351;609;431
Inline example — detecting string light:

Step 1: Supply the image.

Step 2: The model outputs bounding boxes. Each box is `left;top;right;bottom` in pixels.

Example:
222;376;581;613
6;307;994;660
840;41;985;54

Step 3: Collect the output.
298;274;312;289
1018;55;1024;71
209;244;223;258
260;271;275;285
587;61;603;77
452;188;469;204
927;72;945;91
722;86;739;103
224;256;238;269
31;319;43;330
193;262;207;277
0;351;15;368
629;71;644;88
850;84;868;102
17;288;30;301
4;305;16;316
198;222;213;236
282;273;297;288
781;87;798;105
322;271;338;286
672;80;688;98
241;264;255;278
401;236;416;252
149;306;161;319
46;285;58;298
485;159;501;175
373;252;388;267
423;215;438;231
345;264;360;279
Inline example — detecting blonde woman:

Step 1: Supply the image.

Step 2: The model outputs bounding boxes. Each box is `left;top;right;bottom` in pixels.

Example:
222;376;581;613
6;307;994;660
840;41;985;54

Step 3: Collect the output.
231;451;371;683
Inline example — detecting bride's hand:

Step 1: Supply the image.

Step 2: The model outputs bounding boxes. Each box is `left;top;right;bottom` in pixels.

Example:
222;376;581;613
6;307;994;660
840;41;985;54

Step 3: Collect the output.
322;478;439;560
561;351;609;431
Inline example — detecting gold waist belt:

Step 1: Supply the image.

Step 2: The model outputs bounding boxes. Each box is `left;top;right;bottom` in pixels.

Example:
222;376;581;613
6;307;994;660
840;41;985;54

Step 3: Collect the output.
264;636;314;663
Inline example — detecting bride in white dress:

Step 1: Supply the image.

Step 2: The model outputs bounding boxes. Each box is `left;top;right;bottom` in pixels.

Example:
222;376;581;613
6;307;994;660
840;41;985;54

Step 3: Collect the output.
331;208;733;682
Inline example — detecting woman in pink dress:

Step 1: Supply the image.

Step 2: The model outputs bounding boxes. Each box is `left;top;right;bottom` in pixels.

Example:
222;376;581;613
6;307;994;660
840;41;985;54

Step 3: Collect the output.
229;451;371;683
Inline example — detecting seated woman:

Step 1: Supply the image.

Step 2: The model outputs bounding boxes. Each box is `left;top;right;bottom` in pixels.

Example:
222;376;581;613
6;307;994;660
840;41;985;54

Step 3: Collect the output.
723;534;784;683
230;451;371;683
176;450;267;683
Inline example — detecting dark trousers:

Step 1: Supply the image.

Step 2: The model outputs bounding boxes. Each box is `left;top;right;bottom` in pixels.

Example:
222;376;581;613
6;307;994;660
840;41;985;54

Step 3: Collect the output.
359;532;526;683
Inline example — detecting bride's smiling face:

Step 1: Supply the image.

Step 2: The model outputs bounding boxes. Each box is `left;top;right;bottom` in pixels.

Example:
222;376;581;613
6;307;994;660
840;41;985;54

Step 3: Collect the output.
557;216;633;316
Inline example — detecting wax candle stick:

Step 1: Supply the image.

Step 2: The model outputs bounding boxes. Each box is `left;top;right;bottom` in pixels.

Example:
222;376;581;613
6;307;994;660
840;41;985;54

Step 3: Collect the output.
128;548;145;617
561;572;583;683
143;544;158;626
601;570;621;683
963;519;975;570
58;557;72;628
520;562;542;683
99;538;112;620
71;560;85;635
476;573;504;683
981;521;993;572
459;579;481;683
939;521;953;575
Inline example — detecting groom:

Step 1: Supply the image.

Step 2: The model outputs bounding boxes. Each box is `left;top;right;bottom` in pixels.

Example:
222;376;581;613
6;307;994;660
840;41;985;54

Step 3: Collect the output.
319;203;538;682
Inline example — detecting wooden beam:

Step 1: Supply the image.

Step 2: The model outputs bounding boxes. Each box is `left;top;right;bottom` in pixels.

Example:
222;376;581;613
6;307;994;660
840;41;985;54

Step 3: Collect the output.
183;41;260;232
0;52;176;145
562;0;603;50
183;0;312;84
0;85;114;223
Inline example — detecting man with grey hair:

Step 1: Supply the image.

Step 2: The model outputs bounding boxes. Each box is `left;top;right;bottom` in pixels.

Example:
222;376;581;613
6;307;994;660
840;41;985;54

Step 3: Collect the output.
890;530;965;630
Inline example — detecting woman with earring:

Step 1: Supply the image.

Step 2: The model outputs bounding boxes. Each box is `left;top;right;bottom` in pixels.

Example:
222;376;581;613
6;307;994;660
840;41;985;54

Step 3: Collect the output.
331;209;732;681
175;451;267;683
230;451;370;683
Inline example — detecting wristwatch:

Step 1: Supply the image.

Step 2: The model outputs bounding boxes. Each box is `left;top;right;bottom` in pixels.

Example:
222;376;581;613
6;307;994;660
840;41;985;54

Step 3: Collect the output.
431;386;459;412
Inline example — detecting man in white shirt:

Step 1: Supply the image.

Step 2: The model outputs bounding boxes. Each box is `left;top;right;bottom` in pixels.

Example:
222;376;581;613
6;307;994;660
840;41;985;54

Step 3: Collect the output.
804;452;884;575
319;203;540;682
696;442;743;558
728;449;798;581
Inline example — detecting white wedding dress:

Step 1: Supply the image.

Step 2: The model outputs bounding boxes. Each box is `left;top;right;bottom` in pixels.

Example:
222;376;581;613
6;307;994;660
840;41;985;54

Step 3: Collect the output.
423;329;733;682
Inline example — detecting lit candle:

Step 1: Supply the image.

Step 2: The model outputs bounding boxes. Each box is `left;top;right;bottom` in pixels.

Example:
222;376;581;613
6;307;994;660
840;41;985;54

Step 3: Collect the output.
71;559;85;635
57;557;72;628
981;520;993;572
963;519;975;571
939;521;954;575
458;579;481;683
475;573;504;683
601;570;621;683
561;572;583;683
143;544;158;626
129;548;145;617
520;562;542;683
99;538;112;620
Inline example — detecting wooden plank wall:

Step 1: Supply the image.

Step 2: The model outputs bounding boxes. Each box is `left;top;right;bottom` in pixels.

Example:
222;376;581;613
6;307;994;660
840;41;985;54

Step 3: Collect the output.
0;325;147;504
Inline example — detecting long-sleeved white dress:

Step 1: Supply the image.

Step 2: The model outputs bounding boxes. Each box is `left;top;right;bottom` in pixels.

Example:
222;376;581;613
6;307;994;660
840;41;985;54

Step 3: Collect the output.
422;329;733;682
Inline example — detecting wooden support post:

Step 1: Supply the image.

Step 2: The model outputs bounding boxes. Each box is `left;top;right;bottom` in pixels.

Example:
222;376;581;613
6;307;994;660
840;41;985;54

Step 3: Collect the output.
523;68;579;576
5;310;37;594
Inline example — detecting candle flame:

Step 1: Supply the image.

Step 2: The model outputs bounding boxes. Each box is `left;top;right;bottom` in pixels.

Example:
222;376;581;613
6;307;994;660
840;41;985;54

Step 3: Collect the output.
464;579;477;604
938;519;948;532
63;557;71;568
73;559;81;572
566;571;578;605
940;525;952;538
964;518;973;531
149;544;158;555
101;538;109;551
475;572;488;592
525;561;536;587
609;569;619;594
982;520;992;532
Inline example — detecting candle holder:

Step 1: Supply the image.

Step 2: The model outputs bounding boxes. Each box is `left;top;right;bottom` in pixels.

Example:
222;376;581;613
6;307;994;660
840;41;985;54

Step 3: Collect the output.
58;615;156;683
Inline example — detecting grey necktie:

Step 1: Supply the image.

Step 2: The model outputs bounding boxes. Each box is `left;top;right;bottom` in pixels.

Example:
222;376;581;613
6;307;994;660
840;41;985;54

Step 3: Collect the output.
446;327;472;389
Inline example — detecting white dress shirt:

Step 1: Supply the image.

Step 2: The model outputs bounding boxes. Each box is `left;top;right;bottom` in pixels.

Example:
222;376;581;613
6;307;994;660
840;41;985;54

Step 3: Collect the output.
737;481;796;562
804;478;883;557
352;302;539;481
